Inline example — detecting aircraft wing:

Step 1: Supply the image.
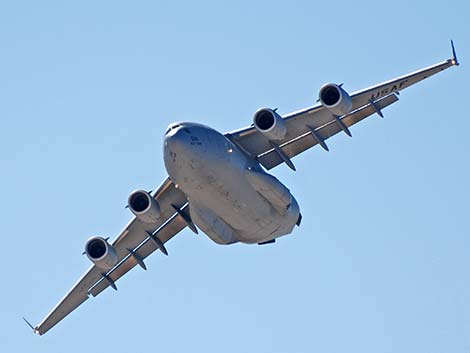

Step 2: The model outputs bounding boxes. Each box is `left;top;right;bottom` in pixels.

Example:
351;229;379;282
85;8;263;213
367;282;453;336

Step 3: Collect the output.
226;45;459;170
33;177;188;335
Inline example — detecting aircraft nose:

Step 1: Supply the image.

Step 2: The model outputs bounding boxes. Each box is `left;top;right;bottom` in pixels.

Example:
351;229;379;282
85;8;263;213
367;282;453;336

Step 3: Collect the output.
164;127;188;153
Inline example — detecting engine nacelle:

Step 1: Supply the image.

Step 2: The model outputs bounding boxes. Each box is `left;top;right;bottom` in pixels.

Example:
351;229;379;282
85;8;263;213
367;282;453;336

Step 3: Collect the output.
128;190;161;223
319;83;352;116
253;108;287;141
84;236;118;270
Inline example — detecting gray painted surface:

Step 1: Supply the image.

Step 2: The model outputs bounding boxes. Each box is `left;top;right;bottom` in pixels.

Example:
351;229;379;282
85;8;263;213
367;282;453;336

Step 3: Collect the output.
163;123;300;245
32;48;458;335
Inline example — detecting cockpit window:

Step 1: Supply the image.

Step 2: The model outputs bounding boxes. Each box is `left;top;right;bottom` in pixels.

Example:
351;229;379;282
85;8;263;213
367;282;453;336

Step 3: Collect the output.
165;124;181;134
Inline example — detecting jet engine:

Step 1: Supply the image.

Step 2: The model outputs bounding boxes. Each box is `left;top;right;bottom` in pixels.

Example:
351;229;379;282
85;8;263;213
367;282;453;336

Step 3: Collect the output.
84;236;118;270
319;83;352;116
253;108;287;141
128;190;161;223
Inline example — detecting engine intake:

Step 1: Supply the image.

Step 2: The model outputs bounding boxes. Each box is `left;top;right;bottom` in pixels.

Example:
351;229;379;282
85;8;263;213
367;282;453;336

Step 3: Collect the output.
84;236;118;270
319;83;352;116
253;108;287;141
128;190;161;223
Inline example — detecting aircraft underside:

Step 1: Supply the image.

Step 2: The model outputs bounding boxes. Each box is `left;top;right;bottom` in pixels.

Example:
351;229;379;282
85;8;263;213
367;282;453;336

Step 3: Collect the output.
31;43;459;335
163;122;300;244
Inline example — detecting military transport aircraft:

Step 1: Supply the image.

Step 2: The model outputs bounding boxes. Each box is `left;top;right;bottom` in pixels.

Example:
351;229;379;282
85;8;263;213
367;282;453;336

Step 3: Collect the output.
26;42;459;335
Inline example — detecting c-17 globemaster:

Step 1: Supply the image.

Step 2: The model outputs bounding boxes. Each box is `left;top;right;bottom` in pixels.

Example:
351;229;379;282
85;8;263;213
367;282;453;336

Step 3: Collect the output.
25;42;459;335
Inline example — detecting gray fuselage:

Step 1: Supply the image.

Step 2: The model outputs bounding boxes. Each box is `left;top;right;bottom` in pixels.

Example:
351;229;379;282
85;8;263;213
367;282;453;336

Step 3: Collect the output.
163;122;300;244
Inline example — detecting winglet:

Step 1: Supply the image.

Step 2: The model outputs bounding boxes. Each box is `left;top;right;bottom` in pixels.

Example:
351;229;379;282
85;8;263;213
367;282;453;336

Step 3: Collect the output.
22;317;40;335
450;40;459;66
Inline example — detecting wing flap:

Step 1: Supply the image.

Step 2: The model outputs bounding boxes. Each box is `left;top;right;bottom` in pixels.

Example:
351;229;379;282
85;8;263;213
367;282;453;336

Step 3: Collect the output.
257;94;399;169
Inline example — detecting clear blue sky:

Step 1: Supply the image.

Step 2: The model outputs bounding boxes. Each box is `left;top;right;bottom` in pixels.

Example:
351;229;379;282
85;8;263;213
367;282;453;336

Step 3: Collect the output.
1;1;468;352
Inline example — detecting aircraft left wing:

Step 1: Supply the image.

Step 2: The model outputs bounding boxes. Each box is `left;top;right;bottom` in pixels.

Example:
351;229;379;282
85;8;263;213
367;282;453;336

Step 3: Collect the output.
33;177;188;335
226;43;459;170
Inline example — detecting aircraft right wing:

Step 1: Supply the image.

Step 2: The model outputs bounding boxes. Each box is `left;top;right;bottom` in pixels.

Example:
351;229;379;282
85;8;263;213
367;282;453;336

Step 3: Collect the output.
226;42;459;170
33;177;190;335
